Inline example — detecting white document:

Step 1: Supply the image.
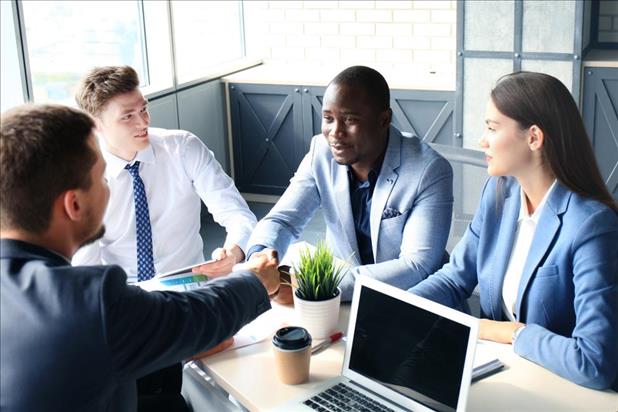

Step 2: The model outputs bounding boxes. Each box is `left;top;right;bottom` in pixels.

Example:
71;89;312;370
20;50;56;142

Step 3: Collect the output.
223;303;293;352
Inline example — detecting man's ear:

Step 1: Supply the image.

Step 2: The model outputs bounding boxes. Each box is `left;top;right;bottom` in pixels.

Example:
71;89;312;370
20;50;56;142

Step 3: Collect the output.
61;190;82;222
93;116;104;134
380;108;392;129
528;125;544;152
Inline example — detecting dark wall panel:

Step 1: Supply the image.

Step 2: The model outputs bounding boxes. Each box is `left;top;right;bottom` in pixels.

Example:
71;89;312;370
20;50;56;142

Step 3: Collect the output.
582;67;618;200
148;94;179;130
177;81;229;173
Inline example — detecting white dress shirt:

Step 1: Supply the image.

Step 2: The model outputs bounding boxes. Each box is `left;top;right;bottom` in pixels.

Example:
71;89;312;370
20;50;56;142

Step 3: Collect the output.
73;127;256;282
501;180;557;320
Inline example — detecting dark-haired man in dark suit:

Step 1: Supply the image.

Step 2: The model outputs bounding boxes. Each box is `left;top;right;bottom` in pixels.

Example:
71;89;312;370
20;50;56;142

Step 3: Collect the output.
0;104;280;412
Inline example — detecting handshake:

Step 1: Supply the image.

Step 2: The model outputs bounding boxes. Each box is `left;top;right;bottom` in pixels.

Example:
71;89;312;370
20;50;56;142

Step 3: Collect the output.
233;248;283;298
192;246;285;300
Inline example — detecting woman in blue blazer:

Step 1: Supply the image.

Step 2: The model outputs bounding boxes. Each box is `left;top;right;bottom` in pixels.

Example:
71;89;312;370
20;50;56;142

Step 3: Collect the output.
411;72;618;390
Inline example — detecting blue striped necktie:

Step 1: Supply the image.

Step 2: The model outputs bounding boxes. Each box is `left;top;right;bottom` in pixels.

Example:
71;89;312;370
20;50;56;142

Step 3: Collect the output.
125;161;155;281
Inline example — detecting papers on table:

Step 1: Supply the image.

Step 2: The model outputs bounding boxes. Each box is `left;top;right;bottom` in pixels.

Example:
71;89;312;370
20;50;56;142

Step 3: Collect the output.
137;273;209;292
472;341;504;381
136;260;216;292
222;304;292;352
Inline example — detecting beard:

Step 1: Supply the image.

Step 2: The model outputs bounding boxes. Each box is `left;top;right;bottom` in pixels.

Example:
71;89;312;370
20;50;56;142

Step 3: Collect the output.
79;225;105;248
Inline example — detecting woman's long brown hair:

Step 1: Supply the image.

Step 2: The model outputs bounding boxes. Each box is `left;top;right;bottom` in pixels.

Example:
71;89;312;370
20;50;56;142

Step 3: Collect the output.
491;71;617;213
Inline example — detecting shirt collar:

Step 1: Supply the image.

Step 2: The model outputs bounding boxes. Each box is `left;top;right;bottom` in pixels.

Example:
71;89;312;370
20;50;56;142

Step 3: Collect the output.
517;179;558;223
347;167;380;188
99;136;155;178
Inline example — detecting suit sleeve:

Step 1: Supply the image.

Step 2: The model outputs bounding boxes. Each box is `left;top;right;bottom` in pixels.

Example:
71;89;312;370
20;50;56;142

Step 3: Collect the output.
408;178;492;307
100;269;271;380
514;209;618;390
181;133;257;253
339;156;454;301
247;137;322;257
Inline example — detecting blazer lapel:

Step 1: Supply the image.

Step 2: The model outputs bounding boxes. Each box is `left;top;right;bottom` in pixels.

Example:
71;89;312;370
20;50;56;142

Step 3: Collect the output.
370;128;400;260
489;182;520;320
332;159;360;265
514;183;569;320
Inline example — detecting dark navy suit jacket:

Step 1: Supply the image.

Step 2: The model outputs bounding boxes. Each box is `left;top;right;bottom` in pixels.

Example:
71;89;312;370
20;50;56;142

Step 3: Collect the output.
0;239;271;411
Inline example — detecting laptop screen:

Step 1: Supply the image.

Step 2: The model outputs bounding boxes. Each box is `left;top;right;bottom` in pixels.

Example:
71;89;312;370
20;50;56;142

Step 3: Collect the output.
348;286;470;412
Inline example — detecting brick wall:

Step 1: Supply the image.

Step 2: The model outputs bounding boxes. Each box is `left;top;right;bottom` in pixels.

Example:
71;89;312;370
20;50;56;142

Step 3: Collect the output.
243;1;457;76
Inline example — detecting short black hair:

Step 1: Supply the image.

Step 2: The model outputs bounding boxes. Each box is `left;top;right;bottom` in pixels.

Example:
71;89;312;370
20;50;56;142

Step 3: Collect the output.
329;66;390;111
0;104;96;233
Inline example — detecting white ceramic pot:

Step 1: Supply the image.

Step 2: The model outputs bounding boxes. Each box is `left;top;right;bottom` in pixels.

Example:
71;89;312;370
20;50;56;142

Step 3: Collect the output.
292;288;341;339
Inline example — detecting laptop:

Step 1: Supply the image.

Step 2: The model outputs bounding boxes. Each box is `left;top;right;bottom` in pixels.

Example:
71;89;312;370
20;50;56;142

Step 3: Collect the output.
276;275;479;412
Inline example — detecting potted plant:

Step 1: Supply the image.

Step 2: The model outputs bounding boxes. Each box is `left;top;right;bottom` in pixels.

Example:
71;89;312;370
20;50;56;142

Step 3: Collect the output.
291;241;346;339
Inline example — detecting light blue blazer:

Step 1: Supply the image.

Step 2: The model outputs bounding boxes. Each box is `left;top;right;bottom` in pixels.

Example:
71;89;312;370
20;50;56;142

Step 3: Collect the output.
411;176;618;390
248;126;454;301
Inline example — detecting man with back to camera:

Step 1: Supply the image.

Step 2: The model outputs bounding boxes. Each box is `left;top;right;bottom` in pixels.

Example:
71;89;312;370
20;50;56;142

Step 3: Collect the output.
71;65;257;408
0;104;280;412
243;66;454;302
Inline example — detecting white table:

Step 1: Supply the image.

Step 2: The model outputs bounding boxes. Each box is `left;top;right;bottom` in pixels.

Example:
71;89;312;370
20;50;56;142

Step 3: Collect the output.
196;303;618;411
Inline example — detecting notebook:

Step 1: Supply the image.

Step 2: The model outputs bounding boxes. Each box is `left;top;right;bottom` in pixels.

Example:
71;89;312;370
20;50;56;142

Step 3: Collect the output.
275;275;479;412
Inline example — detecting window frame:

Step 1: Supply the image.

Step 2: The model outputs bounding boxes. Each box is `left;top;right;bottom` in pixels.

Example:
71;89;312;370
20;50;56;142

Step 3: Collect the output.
7;0;256;105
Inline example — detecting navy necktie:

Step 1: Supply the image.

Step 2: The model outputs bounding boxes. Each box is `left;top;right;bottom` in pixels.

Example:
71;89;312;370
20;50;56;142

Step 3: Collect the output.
125;161;155;281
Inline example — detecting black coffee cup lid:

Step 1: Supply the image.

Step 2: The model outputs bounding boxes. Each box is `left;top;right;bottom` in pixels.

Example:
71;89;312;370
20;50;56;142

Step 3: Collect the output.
272;326;312;350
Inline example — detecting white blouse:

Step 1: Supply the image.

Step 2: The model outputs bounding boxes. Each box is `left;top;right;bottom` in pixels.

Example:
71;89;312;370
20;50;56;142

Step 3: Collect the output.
501;180;557;320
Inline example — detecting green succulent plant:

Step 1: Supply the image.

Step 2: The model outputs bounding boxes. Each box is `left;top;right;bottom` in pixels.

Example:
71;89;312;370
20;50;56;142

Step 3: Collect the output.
293;241;346;301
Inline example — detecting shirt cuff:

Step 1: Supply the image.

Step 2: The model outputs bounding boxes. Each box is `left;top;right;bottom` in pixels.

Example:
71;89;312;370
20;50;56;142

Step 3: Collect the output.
246;244;268;262
224;231;252;255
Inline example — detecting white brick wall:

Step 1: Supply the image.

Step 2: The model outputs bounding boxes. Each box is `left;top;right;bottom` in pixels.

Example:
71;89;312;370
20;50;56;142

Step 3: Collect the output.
243;0;456;76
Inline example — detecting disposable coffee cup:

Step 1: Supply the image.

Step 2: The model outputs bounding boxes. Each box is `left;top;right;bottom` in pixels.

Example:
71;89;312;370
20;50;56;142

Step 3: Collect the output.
272;326;312;384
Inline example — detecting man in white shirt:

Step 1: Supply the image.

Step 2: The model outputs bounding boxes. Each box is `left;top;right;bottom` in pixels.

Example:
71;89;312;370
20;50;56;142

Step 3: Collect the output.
72;65;257;411
73;66;256;281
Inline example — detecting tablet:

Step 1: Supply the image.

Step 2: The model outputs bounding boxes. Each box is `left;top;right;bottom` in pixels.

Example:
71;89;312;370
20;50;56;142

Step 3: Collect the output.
155;259;216;278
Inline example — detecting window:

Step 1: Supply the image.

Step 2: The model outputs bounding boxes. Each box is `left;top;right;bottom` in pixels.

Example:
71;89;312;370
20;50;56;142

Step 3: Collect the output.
1;1;25;112
171;1;244;84
21;0;148;105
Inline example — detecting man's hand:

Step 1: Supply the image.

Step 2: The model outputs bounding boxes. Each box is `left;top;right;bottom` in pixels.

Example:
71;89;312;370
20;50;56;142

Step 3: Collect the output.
271;266;294;305
192;244;245;278
233;248;280;295
479;319;525;344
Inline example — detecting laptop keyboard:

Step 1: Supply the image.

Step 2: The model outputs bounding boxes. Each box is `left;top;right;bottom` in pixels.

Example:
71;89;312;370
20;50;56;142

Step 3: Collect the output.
303;382;395;412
